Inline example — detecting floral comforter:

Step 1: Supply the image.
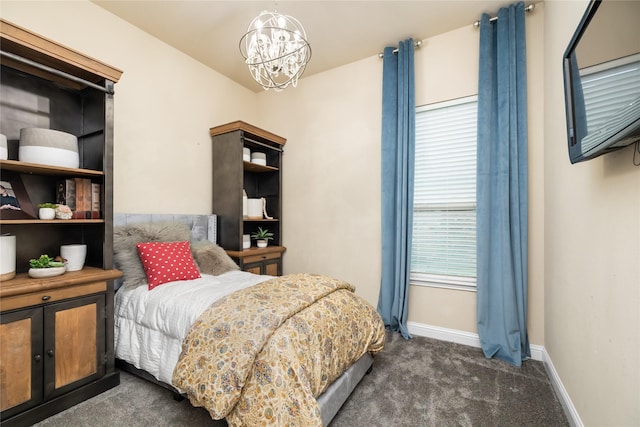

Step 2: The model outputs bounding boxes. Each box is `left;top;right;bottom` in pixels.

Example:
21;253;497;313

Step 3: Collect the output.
172;273;385;426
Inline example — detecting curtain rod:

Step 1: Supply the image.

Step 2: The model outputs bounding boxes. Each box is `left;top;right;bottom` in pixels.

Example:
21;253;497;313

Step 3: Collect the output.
473;3;535;27
379;3;534;58
378;40;422;59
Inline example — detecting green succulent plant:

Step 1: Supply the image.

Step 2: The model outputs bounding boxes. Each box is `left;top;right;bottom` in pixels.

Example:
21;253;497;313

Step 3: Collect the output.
250;227;274;241
38;203;58;209
29;254;65;268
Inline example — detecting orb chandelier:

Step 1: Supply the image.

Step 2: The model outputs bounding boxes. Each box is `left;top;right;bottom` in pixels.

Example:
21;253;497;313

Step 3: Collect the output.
239;10;311;91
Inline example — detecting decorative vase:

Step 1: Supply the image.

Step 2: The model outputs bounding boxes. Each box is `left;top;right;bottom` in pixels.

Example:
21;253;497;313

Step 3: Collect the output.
60;244;87;271
38;207;56;220
257;239;268;248
28;265;66;278
247;198;263;219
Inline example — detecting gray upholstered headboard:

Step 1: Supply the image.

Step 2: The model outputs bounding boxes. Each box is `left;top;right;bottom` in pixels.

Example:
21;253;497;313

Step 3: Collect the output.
113;213;217;243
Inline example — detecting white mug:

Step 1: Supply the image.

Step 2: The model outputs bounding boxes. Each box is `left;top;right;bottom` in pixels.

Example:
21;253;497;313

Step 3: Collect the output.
60;244;87;271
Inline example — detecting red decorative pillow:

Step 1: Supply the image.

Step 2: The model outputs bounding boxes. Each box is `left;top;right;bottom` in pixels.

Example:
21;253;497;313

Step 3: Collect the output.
136;241;201;290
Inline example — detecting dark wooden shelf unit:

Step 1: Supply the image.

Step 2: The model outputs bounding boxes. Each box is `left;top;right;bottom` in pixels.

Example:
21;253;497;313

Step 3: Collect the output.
0;19;122;426
210;121;286;274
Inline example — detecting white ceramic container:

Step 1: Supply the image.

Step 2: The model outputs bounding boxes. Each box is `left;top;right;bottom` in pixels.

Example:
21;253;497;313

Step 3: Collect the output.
19;128;79;168
250;152;266;166
247;198;263;219
60;244;87;271
38;207;56;220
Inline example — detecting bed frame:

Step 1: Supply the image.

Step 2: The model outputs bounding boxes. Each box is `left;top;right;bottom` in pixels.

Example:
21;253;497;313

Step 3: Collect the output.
113;213;374;426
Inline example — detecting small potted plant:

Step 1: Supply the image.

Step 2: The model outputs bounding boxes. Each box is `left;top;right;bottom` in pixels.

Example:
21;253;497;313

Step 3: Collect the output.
28;254;66;278
250;227;274;248
38;202;58;220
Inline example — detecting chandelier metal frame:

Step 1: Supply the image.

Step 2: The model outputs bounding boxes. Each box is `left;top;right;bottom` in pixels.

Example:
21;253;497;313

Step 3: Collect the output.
239;10;312;91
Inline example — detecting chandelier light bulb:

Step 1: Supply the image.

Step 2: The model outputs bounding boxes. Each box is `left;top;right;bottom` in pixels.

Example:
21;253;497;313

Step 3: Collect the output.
239;10;312;91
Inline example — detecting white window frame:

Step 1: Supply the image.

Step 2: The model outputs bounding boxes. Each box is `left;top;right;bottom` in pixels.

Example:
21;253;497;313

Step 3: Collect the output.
411;95;477;292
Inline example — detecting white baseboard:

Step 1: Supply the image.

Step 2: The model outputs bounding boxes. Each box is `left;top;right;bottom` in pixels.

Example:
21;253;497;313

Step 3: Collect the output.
406;321;581;427
541;348;584;427
406;321;544;361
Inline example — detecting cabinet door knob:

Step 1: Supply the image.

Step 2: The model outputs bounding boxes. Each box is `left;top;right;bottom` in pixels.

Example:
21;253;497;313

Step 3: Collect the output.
42;295;51;301
34;354;42;362
46;349;54;357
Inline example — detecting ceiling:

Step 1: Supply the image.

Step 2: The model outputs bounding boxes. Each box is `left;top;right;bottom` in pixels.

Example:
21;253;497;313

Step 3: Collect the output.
92;1;523;92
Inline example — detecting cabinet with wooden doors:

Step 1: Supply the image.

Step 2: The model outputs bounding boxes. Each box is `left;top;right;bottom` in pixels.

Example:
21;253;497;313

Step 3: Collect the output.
0;19;122;426
210;121;286;275
0;269;122;426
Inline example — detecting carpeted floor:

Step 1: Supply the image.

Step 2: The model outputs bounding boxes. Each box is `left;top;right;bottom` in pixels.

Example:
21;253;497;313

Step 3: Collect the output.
34;332;569;427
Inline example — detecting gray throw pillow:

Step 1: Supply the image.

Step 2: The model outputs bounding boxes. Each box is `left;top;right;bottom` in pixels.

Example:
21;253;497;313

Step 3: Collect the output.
190;240;239;276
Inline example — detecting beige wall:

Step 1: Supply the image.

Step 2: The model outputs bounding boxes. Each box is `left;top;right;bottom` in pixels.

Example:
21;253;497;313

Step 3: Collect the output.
254;57;384;307
1;0;258;216
544;1;640;425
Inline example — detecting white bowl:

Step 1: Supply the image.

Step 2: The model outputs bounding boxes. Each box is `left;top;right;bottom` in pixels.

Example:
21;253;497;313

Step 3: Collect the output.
19;128;79;168
28;266;66;278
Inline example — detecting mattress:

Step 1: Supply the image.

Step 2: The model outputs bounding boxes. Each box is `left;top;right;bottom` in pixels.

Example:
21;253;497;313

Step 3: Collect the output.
114;270;271;386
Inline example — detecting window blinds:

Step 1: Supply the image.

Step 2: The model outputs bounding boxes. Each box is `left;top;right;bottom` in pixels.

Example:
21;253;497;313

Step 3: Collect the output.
411;97;477;284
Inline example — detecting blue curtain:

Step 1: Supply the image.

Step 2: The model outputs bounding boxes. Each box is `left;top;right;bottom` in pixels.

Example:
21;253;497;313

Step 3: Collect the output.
377;39;415;339
476;3;530;366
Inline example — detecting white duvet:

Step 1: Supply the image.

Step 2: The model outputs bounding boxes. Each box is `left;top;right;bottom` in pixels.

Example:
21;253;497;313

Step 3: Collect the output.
114;270;271;387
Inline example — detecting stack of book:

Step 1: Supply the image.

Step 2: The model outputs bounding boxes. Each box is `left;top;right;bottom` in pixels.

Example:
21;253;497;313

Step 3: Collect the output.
56;178;101;219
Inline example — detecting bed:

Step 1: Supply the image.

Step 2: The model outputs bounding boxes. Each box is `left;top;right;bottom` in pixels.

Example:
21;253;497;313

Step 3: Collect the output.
112;213;385;426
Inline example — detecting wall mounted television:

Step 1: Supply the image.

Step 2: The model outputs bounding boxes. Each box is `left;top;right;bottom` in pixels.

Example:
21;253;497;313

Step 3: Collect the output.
563;0;640;164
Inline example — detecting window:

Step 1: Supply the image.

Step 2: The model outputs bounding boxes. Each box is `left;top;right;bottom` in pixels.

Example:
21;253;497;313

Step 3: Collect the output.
411;96;477;290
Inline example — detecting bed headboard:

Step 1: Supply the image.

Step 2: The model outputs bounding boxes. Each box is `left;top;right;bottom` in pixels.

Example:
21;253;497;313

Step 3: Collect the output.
113;213;217;243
